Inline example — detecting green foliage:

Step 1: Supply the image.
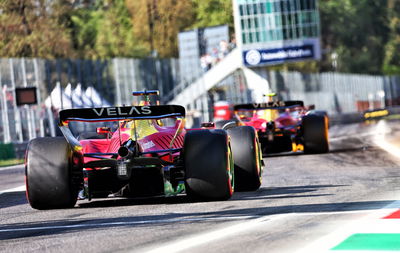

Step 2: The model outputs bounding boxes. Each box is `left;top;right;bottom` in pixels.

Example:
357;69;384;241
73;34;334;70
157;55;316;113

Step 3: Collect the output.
0;0;74;58
0;143;15;160
95;1;148;58
70;9;102;58
0;0;399;75
383;0;400;75
126;0;195;57
191;0;233;28
318;0;390;74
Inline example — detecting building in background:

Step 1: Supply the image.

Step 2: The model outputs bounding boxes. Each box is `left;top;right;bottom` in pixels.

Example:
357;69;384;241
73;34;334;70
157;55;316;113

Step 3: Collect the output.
233;0;321;66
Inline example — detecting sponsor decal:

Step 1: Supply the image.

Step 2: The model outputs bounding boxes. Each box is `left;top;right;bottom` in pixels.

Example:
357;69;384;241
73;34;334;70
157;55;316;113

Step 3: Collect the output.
142;140;156;150
92;106;152;117
243;45;314;66
253;101;286;108
245;50;262;65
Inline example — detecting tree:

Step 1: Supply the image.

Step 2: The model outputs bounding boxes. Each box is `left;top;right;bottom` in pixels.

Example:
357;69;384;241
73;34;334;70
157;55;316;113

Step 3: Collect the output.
0;0;74;58
69;7;102;58
126;0;195;57
191;0;233;28
318;0;390;74
383;0;400;75
95;1;148;58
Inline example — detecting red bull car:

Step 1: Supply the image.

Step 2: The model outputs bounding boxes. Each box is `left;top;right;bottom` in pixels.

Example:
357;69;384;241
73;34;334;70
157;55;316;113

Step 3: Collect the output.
25;91;263;210
220;100;329;155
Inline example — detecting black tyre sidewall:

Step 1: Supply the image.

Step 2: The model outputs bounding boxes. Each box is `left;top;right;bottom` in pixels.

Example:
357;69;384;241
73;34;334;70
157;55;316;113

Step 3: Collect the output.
302;114;329;154
26;137;79;209
228;126;262;191
184;130;233;200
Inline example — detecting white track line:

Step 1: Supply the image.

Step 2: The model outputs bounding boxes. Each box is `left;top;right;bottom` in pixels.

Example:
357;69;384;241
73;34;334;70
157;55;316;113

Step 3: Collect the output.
297;121;400;252
0;215;260;233
296;200;400;253
2;121;399;252
0;164;23;171
144;214;285;253
146;121;400;253
0;185;26;195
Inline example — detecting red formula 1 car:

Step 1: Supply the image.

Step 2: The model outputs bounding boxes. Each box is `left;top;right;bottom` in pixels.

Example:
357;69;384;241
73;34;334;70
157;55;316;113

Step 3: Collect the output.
223;100;329;155
25;91;263;209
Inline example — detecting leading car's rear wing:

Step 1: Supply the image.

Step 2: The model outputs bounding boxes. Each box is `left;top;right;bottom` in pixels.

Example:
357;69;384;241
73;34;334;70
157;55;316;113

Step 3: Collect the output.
58;105;185;152
59;105;185;124
234;101;304;111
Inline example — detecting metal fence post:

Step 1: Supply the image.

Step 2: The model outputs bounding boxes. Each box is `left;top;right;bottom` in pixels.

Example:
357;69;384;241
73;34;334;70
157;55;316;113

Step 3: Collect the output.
34;59;45;137
1;85;11;143
113;59;122;106
22;58;36;140
9;59;23;142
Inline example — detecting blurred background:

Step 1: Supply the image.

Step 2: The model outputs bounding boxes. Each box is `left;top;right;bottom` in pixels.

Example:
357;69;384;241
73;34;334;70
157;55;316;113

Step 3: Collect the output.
1;0;400;158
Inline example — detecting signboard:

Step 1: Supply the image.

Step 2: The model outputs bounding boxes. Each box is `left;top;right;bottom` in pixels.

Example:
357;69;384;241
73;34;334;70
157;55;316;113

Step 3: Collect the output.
243;44;315;65
15;87;37;106
233;0;321;67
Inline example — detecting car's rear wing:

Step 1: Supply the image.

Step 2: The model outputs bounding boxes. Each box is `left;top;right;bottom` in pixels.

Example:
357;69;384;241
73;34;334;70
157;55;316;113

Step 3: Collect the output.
59;105;185;124
58;105;185;152
234;101;304;111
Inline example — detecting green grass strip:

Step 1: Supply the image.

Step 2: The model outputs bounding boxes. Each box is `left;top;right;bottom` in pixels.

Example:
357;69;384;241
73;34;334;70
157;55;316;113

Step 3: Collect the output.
0;159;24;167
332;233;400;251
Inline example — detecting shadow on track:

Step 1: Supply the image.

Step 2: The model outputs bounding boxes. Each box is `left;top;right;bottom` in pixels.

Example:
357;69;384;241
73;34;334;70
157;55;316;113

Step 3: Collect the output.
263;144;370;158
0;192;28;209
0;197;396;241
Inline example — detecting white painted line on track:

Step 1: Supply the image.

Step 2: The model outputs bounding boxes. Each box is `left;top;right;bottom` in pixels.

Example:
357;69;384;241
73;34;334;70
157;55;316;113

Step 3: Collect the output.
0;164;24;171
297;121;400;253
0;215;259;233
146;122;400;253
0;210;384;234
0;185;26;195
143;214;285;253
296;200;400;253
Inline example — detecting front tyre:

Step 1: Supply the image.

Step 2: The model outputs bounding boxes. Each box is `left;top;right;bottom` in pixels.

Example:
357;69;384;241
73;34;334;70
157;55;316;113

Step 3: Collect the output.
25;137;81;209
184;130;234;201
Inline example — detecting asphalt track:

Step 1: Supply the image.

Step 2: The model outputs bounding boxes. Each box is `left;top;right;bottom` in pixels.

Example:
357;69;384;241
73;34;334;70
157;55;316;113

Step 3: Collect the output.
1;120;400;253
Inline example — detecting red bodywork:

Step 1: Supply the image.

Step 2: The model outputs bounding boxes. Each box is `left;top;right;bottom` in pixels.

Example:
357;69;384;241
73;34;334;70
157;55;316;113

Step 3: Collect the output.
80;120;186;165
214;101;232;121
233;101;310;153
237;108;305;133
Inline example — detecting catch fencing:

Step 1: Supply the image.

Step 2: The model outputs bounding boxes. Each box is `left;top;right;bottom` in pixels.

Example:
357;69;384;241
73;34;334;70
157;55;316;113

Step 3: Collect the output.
212;69;400;115
0;58;179;144
0;57;400;145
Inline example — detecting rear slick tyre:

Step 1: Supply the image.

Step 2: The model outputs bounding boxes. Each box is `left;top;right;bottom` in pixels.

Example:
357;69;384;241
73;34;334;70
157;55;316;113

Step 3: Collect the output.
184;130;233;201
228;126;262;191
302;114;329;154
25;137;81;209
